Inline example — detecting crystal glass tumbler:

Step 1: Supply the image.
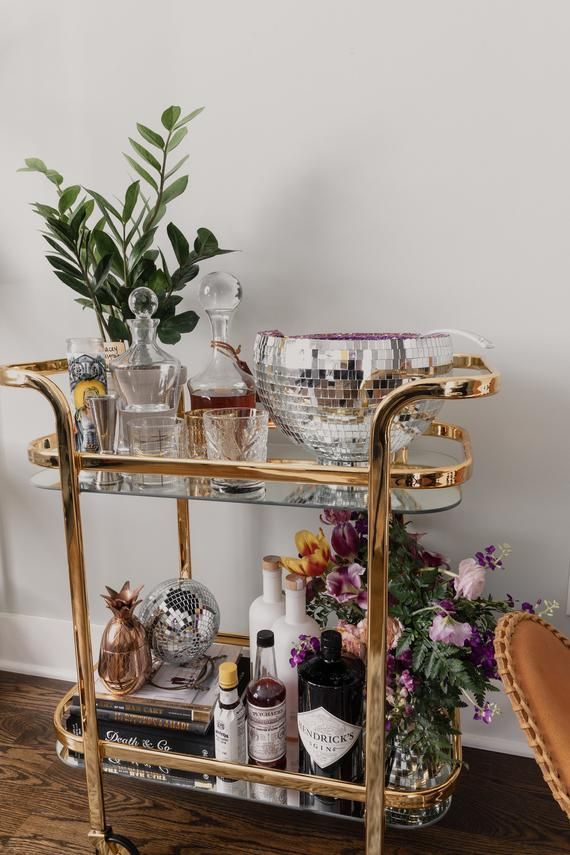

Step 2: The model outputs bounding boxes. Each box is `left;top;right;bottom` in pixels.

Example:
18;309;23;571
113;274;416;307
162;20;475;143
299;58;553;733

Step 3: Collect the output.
128;417;187;487
203;408;269;493
185;409;209;459
66;337;107;451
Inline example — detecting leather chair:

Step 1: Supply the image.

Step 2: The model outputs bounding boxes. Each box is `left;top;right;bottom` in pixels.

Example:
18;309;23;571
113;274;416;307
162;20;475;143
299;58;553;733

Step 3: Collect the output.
494;611;570;819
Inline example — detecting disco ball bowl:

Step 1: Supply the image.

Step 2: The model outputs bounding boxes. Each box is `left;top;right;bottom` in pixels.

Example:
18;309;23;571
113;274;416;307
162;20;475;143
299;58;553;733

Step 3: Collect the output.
254;331;454;465
138;578;220;666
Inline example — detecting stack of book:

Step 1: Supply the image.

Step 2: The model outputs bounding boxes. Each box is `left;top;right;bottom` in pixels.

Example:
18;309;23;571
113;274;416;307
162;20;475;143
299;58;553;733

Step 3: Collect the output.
64;642;249;788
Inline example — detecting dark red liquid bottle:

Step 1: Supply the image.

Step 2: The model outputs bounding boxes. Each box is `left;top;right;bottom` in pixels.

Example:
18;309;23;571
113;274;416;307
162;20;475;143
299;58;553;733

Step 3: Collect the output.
247;630;287;770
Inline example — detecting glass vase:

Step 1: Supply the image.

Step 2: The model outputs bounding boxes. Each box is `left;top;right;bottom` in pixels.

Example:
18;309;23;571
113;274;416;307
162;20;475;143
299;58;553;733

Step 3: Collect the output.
385;737;453;828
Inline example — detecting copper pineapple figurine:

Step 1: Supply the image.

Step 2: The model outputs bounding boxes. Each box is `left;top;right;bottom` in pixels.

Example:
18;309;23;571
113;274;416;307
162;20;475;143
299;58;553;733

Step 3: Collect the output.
98;581;152;696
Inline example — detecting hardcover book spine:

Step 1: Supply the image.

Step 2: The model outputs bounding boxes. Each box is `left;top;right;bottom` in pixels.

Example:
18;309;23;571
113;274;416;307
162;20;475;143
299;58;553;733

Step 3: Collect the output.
67;703;208;734
70;695;202;723
66;713;215;757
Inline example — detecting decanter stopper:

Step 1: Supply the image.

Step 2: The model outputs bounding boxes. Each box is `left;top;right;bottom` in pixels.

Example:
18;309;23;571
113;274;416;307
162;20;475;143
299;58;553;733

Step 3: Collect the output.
199;272;242;313
129;286;159;319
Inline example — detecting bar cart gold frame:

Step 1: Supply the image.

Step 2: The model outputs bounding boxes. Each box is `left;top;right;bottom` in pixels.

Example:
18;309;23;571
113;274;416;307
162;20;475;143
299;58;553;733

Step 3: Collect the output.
0;354;499;854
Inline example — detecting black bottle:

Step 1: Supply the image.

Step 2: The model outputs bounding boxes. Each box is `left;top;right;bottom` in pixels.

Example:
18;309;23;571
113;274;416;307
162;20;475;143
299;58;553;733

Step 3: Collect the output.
297;629;365;816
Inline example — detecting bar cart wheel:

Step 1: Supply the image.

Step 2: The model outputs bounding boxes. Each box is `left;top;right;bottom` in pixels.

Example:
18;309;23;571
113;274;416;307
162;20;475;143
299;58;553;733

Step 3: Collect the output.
103;832;140;854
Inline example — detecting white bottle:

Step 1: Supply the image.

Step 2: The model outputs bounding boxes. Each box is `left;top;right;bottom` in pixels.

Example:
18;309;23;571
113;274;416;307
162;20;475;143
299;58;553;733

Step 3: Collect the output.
214;662;247;767
249;555;285;676
272;574;321;738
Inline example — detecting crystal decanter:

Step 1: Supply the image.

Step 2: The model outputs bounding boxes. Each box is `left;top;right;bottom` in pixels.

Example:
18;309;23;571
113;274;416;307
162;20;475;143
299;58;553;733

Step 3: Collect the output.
111;287;181;412
188;272;256;410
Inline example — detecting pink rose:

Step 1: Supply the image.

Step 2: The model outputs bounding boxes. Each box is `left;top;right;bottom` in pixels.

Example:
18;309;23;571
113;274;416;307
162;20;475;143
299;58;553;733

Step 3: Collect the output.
429;614;472;646
454;558;486;601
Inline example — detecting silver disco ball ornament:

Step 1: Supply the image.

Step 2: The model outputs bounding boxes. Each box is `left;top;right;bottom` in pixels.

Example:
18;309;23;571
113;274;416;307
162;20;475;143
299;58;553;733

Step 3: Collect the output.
138;578;220;665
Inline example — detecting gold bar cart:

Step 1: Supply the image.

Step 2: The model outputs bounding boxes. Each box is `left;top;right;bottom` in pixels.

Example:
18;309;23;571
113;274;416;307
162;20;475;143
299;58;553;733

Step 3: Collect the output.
0;354;499;854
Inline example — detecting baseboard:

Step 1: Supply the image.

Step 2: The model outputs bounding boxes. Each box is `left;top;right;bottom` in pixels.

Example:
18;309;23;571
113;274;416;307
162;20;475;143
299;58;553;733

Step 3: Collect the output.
0;611;533;758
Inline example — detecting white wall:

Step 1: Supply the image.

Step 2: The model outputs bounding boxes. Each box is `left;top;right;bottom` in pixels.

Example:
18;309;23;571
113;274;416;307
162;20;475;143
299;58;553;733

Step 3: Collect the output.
1;1;569;757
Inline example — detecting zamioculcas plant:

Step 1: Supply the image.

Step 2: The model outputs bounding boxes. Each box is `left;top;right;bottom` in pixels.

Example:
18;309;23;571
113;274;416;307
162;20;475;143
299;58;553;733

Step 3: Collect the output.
19;105;234;344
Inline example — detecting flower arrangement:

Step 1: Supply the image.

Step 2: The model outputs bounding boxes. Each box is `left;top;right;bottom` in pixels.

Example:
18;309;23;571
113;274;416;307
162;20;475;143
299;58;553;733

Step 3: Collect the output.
19;105;233;344
282;511;558;766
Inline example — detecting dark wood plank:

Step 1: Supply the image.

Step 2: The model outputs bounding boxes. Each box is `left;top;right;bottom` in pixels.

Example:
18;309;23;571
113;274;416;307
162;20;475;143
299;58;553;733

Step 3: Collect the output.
0;671;568;855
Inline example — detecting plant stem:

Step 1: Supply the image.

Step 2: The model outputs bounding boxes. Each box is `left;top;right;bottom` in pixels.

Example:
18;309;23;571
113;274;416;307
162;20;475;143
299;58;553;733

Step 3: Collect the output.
144;128;172;232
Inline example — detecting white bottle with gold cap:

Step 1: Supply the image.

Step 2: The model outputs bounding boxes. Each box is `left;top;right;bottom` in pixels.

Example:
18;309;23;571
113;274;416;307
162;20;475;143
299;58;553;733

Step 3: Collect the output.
248;555;285;676
272;574;321;738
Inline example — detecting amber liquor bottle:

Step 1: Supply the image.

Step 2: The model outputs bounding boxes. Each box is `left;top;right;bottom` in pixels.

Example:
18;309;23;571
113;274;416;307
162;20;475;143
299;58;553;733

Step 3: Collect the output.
297;629;365;816
247;630;287;770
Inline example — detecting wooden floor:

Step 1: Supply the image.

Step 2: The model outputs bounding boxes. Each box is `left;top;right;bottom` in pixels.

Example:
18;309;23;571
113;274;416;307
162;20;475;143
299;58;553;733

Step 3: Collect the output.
0;672;568;854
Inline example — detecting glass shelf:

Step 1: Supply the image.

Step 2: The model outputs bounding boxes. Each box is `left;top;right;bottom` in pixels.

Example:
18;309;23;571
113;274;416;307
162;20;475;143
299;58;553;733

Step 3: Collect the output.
56;740;364;822
32;441;462;515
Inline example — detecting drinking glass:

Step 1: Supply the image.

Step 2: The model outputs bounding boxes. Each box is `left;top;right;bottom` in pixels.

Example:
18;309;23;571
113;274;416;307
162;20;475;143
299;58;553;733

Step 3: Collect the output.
185;409;209;459
128;417;187;487
203;408;269;493
66;337;107;451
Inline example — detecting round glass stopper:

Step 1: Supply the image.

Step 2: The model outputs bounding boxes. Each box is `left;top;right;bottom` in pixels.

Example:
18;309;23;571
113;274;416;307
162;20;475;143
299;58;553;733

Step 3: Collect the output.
199;272;242;312
129;286;159;319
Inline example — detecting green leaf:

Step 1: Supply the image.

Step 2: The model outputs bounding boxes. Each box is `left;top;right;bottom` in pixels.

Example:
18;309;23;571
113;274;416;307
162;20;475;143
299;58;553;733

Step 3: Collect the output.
85;188;122;221
129;227;157;268
108;316;130;342
157;325;182;345
143;203;166;232
123;155;158;192
53;270;90;297
23;157;47;172
42;234;76;262
192;227;235;261
45;218;76;251
46;170;64;187
123;180;140;223
165;154;189;181
167;222;189;265
148;269;169;297
166;126;187;152
125;203;147;245
91;230;123;276
93;253;113;291
161;105;181;130
171;261;199;290
75;298;94;310
31;202;60;219
58;186;81;214
128;139;161;171
161;310;199;334
161;175;188;205
46;254;83;278
174;107;204;128
136;123;165;149
69;203;89;240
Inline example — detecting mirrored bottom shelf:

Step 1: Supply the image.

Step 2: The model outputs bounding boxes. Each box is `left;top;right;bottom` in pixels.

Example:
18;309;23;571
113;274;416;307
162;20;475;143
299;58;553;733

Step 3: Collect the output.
56;740;364;822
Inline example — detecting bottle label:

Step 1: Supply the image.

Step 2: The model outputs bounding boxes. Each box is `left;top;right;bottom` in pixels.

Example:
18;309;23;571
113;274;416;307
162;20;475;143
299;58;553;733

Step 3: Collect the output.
247;700;286;763
298;707;362;770
214;701;247;764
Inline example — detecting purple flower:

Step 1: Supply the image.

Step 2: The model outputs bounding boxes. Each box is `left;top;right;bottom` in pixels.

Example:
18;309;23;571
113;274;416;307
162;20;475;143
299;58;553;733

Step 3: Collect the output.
466;627;497;680
454;558;486;600
521;601;535;614
429;614;472;646
331;522;360;559
438;598;457;614
396;648;413;667
326;562;368;609
320;509;352;526
473;703;494;724
505;593;515;608
354;516;368;537
399;670;415;692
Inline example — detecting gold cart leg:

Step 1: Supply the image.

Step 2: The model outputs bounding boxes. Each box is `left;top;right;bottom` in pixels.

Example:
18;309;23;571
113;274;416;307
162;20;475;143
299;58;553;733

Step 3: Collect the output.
177;499;192;579
365;420;391;853
24;376;109;848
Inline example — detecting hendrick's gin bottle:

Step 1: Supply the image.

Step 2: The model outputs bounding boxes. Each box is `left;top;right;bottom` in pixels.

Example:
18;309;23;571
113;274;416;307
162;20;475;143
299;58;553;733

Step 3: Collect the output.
297;629;365;816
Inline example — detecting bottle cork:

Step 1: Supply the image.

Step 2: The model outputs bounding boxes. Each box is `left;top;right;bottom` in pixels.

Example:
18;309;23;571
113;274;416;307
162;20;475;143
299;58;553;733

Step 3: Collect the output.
262;555;282;572
285;573;306;591
218;661;238;689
